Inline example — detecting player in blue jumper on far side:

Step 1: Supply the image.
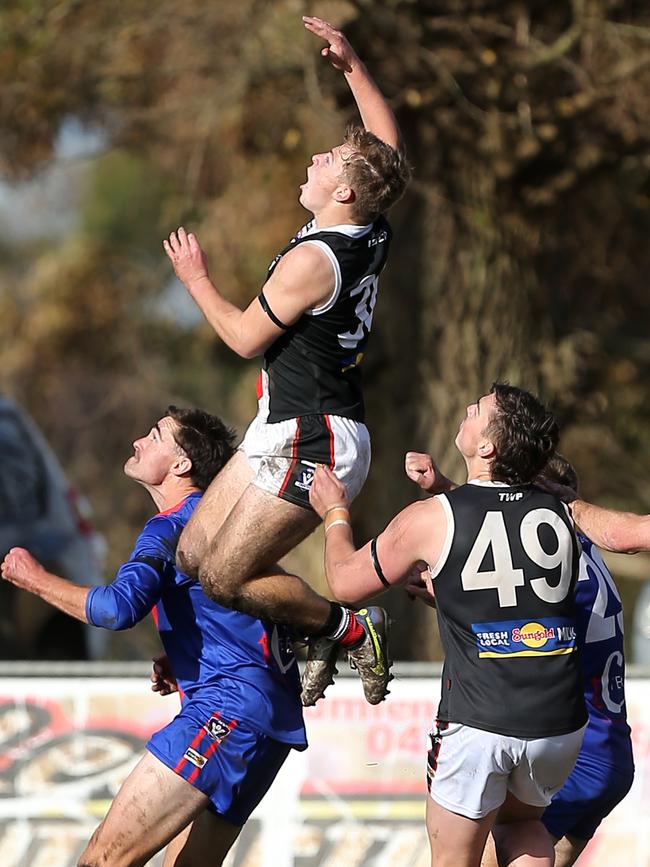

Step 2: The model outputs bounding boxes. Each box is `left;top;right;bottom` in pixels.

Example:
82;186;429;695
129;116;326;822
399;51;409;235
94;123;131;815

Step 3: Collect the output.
535;454;634;867
1;405;306;867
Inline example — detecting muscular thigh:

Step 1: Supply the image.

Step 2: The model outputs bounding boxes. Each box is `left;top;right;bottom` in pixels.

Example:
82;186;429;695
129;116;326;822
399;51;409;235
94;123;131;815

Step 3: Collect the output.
426;795;497;867
205;481;320;584
178;450;254;572
79;752;208;867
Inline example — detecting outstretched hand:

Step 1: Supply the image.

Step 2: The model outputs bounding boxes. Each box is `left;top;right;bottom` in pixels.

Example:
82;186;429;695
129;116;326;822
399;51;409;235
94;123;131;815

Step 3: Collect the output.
163;227;210;290
1;547;46;593
309;464;349;519
303;16;358;74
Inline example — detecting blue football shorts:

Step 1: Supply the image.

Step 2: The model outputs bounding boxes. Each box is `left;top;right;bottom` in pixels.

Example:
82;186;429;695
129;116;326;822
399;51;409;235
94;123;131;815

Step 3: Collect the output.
542;739;634;841
147;695;292;826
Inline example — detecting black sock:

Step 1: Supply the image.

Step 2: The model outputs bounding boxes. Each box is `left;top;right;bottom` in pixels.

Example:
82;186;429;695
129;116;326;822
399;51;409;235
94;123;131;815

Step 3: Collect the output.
312;602;347;638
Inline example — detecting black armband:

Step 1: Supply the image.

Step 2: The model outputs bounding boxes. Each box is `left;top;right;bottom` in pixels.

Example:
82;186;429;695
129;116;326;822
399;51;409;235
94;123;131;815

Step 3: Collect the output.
370;537;391;589
258;290;290;330
134;555;168;572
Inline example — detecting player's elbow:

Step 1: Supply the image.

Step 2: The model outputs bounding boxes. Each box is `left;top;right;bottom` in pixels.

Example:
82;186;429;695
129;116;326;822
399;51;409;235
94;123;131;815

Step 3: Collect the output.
233;324;276;359
333;589;366;607
327;572;367;608
91;608;138;631
236;332;274;359
238;344;263;360
86;591;139;630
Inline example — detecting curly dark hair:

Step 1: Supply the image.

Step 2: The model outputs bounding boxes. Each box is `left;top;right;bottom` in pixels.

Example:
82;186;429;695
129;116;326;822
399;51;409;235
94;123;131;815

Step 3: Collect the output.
341;126;410;223
485;383;559;485
166;405;236;491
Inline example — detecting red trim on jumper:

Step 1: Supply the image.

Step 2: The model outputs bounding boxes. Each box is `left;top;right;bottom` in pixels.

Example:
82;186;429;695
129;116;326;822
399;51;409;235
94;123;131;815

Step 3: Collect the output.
279;418;301;497
258;629;271;664
256;370;263;400
151;605;159;628
591;676;604;710
324;414;335;469
157;493;198;517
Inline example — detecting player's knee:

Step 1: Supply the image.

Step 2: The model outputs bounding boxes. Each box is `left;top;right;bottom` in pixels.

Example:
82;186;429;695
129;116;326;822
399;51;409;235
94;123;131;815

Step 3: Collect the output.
198;564;238;609
78;824;133;867
176;541;200;580
78;843;131;867
77;841;103;867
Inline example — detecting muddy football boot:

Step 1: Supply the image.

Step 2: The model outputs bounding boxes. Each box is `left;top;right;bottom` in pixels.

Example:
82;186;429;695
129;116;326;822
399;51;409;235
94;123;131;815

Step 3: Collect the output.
300;637;340;707
346;606;392;705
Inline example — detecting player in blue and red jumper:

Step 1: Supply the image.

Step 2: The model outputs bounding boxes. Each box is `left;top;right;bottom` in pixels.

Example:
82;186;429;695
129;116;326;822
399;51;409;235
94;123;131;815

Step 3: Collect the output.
535;455;634;867
1;405;306;867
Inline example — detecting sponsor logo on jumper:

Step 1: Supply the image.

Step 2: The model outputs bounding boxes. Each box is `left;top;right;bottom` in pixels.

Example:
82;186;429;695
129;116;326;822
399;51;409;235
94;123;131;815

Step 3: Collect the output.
474;629;510;648
512;623;555;648
472;617;577;657
368;230;388;247
295;461;316;492
498;492;523;502
204;716;231;742
557;625;577;642
183;747;207;768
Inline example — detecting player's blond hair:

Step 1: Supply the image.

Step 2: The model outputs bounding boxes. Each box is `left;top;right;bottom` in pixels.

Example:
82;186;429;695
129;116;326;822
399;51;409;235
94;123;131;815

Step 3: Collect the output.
340;126;410;223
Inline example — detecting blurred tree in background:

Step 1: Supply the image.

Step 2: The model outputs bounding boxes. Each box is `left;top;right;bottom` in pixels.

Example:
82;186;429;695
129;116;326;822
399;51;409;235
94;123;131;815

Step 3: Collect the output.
0;0;649;660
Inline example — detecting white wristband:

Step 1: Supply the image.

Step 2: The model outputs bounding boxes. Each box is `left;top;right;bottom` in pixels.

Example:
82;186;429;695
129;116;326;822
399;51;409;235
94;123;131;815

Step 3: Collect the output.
325;519;351;534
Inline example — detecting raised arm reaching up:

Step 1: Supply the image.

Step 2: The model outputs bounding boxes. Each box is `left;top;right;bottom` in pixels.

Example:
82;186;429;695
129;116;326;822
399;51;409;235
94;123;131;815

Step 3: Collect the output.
303;16;403;152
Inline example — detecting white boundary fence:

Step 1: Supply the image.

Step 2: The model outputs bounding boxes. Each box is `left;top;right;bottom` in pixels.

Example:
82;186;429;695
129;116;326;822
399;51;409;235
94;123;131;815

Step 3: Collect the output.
0;664;647;866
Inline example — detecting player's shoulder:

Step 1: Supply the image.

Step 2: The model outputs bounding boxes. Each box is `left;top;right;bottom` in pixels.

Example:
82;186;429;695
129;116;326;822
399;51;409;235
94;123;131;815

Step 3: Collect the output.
393;496;447;534
275;238;334;274
133;516;177;561
136;495;199;558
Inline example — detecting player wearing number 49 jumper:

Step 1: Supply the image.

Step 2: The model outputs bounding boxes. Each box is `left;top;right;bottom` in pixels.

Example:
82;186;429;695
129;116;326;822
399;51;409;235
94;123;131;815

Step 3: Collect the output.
164;17;409;708
405;452;635;867
309;383;588;867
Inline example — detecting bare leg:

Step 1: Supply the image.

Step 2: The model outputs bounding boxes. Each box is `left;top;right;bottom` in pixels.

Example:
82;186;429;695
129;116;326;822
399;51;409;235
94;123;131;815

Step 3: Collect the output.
162;811;241;867
78;751;209;867
177;450;254;578
481;833;498;867
553;834;588;867
492;793;555;867
199;483;330;631
426;794;498;867
482;828;558;867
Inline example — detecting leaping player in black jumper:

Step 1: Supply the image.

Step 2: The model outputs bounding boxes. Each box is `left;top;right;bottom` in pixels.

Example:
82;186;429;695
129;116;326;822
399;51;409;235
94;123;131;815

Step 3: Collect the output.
163;16;409;706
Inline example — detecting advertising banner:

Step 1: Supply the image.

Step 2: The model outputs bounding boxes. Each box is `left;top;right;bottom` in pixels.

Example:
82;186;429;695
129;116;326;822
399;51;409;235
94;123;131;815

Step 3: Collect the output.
0;674;647;865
